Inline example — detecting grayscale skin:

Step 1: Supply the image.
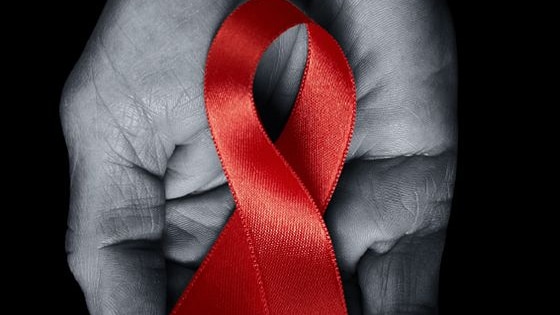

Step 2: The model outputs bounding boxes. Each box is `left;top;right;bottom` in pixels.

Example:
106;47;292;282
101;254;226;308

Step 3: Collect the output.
61;0;457;314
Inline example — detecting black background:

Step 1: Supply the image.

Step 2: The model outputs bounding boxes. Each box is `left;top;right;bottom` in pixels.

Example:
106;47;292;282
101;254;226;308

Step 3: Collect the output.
9;1;527;314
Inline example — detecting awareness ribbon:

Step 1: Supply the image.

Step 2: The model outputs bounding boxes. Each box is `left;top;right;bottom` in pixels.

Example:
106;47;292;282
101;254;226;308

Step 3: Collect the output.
171;0;356;314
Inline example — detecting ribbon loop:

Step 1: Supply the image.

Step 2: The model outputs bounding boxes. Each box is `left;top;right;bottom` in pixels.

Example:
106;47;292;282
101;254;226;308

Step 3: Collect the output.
172;0;356;314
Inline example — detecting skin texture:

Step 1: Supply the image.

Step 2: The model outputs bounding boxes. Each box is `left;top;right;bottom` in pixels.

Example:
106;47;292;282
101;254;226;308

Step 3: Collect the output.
61;0;457;314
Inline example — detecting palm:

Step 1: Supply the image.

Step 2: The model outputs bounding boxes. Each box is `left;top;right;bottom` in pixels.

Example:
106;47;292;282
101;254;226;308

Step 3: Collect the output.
62;0;456;314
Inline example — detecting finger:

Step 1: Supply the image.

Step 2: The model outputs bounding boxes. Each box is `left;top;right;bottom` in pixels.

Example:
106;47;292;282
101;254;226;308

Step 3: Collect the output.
62;74;173;314
358;231;447;314
163;185;234;306
302;0;457;160
325;155;455;314
164;130;225;199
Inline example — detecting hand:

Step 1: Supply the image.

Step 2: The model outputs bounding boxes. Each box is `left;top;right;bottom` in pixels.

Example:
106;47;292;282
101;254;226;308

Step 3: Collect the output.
61;0;457;314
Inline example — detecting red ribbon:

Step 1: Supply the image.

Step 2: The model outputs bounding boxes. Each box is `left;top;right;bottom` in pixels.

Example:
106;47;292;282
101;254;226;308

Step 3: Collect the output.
171;0;356;314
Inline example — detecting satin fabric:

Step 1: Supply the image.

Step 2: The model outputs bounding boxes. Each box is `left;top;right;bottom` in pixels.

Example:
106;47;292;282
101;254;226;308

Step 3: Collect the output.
171;0;356;314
